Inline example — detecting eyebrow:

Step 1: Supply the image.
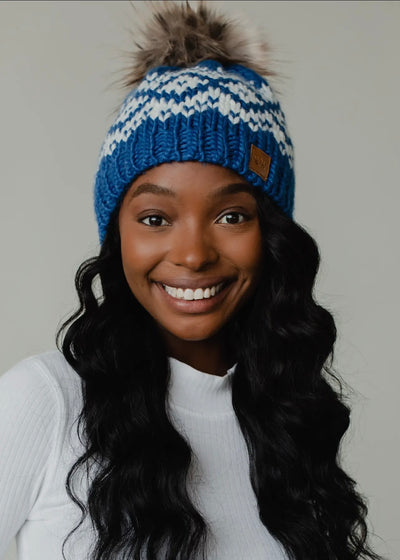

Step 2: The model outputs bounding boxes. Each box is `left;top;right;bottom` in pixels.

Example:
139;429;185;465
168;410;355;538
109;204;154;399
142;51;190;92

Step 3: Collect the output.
129;181;254;200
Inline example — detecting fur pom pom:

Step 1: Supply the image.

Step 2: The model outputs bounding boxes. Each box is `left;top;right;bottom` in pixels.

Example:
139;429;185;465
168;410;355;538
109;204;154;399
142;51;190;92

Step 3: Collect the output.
125;0;274;87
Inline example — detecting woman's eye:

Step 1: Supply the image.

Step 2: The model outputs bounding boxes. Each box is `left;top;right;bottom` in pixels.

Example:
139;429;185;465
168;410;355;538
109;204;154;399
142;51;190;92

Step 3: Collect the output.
140;215;169;227
218;212;246;225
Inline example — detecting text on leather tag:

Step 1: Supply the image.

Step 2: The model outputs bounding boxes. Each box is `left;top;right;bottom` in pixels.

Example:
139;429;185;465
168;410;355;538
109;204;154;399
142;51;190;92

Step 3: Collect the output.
249;144;271;181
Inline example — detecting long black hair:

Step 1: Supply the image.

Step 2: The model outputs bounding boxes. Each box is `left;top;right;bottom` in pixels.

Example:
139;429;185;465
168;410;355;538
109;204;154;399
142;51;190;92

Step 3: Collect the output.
57;188;385;560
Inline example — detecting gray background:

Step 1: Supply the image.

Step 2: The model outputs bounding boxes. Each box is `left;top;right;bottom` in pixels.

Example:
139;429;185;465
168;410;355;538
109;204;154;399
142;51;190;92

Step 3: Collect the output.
1;1;399;558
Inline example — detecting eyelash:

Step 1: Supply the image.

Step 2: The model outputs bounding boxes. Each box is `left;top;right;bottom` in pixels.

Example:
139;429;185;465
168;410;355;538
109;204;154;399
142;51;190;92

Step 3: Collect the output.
139;211;249;227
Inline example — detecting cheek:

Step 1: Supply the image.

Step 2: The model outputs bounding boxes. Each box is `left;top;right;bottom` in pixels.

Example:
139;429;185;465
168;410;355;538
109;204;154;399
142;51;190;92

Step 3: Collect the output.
222;230;263;276
120;232;163;287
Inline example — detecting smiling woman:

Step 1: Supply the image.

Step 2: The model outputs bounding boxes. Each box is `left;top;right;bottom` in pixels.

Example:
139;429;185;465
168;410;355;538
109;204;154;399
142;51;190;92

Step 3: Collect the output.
0;2;389;560
118;162;263;375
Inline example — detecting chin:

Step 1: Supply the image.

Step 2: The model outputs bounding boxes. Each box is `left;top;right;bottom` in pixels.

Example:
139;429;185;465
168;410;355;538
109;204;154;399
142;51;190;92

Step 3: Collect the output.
164;322;225;343
173;330;217;343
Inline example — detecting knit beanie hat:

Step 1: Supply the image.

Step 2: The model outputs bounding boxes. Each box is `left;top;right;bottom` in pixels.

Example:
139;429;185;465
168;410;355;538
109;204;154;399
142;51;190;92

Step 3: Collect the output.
94;2;295;244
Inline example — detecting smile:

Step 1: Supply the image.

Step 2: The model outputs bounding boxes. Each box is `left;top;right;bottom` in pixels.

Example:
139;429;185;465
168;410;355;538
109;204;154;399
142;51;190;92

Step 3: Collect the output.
162;282;225;301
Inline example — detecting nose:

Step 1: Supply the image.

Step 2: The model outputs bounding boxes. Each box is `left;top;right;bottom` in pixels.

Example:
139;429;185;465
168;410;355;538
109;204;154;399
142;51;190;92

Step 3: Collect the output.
168;223;219;271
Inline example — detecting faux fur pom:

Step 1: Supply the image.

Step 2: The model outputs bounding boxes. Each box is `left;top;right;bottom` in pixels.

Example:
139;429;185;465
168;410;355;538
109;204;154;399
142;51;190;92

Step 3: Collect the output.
125;0;274;87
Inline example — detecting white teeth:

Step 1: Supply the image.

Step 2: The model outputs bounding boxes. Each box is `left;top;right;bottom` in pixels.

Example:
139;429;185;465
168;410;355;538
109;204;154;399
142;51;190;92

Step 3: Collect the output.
176;288;184;298
163;282;225;301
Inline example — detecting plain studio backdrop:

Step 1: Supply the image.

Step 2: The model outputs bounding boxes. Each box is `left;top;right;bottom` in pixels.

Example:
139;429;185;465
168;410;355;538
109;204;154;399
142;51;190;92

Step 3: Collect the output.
0;1;398;559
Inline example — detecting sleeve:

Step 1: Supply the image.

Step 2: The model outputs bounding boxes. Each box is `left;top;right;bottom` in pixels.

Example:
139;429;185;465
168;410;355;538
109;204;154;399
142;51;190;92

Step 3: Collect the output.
0;357;61;557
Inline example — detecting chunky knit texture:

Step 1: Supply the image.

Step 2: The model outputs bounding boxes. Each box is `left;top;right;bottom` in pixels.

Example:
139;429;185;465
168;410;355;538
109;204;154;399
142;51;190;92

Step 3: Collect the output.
94;60;295;243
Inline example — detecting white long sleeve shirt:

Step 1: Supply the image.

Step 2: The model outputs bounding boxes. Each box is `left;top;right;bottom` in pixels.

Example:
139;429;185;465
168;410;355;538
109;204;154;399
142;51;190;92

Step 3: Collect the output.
0;351;288;560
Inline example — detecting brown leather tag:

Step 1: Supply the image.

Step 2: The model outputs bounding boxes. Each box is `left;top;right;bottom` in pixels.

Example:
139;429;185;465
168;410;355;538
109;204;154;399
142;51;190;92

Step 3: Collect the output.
249;144;271;181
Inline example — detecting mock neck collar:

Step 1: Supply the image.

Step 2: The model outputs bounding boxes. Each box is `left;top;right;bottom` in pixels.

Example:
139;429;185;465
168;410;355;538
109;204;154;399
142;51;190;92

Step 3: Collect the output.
167;356;236;414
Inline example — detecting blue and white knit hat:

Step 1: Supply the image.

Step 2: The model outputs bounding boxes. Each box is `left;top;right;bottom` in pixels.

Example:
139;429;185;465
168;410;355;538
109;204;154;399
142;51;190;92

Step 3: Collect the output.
94;3;295;243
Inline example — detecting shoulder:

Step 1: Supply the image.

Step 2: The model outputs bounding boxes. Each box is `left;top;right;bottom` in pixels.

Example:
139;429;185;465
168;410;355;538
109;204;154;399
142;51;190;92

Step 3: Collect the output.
0;352;84;546
1;349;81;394
0;350;83;429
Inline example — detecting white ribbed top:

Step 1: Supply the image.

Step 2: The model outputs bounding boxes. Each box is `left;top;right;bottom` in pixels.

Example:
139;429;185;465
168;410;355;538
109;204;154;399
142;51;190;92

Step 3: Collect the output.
0;351;288;560
167;357;236;414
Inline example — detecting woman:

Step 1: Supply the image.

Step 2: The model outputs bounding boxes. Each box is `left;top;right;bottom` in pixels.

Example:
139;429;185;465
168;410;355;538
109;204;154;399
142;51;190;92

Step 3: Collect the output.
0;2;386;560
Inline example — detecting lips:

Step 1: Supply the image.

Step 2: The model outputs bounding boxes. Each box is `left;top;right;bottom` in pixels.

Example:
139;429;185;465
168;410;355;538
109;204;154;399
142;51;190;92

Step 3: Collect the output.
162;282;224;301
156;277;232;290
153;278;233;312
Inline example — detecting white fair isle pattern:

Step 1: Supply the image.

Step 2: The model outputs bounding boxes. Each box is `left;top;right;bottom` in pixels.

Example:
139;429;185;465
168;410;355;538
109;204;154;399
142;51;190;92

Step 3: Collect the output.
117;86;285;131
114;66;275;124
100;68;293;166
138;65;275;104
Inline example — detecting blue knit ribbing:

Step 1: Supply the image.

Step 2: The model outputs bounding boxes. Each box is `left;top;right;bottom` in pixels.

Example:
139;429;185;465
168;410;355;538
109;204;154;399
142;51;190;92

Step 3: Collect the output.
94;59;295;243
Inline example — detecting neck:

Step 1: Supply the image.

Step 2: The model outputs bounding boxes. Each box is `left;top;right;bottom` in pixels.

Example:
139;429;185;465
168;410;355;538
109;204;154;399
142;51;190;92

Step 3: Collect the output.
161;329;235;377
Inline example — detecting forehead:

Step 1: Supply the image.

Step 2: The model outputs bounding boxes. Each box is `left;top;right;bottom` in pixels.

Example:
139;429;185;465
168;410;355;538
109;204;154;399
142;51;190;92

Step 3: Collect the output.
125;161;257;201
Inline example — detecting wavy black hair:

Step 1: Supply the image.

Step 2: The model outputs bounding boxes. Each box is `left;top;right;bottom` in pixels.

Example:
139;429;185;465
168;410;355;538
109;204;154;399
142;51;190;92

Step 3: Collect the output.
57;187;385;560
